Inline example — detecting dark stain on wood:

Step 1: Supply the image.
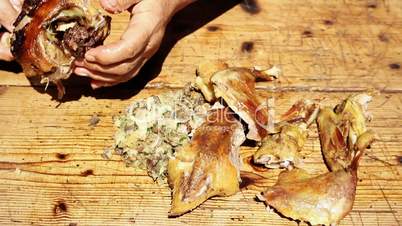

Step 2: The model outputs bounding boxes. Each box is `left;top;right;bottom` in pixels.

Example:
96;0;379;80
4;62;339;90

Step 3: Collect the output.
302;30;313;38
0;86;8;95
53;201;67;215
56;153;68;160
323;20;334;25
207;25;220;32
378;33;389;42
69;223;78;226
240;0;261;15
81;169;94;177
241;41;254;53
397;156;402;164
89;114;100;127
367;3;377;8
389;63;400;70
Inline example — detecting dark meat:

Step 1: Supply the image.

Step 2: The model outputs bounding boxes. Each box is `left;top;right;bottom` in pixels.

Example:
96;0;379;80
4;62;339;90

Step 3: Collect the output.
168;108;245;216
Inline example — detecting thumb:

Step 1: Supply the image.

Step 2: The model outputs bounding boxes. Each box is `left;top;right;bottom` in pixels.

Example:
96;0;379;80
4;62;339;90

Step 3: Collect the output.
100;0;142;13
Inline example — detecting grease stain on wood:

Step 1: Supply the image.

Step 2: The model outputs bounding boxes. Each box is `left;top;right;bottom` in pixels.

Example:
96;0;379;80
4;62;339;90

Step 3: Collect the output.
81;169;94;177
378;33;389;42
240;0;261;14
389;63;400;70
302;30;313;38
241;41;254;53
207;26;220;32
56;153;68;160
323;20;334;25
397;156;402;165
0;86;8;95
53;201;67;215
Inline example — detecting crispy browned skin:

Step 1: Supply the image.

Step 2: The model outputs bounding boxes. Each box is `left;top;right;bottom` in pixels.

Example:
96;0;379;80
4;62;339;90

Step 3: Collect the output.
260;94;376;225
168;108;245;216
211;68;269;141
11;0;111;98
195;60;228;102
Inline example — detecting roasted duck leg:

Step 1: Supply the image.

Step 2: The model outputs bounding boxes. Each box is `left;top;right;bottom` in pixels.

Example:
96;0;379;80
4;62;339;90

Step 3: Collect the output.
168;108;245;216
253;100;319;169
11;0;111;98
259;94;376;225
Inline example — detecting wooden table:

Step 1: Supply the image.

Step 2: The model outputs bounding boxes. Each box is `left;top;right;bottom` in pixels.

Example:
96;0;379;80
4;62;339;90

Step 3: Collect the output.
0;0;401;225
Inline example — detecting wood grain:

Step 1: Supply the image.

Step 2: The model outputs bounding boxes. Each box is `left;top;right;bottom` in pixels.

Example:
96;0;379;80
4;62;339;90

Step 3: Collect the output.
0;0;401;225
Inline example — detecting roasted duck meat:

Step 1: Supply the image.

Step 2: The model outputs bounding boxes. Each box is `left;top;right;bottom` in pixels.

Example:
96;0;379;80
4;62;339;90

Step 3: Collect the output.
258;94;376;225
168;108;245;216
253;100;319;169
210;68;275;141
195;60;228;102
11;0;111;98
317;94;373;171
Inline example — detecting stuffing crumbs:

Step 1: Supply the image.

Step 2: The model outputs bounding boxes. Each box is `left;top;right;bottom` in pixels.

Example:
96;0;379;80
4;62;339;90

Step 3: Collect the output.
110;85;210;182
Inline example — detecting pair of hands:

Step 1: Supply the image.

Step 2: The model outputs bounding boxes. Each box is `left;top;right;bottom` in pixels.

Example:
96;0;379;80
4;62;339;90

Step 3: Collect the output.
0;0;193;89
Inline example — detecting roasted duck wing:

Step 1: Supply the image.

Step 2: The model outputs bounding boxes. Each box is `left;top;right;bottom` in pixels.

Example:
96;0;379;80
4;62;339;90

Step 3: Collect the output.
317;94;373;171
253;100;319;169
168;108;245;216
11;0;111;98
259;94;375;225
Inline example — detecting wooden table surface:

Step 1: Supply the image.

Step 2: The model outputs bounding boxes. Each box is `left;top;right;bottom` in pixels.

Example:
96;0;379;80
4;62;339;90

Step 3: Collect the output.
0;0;401;225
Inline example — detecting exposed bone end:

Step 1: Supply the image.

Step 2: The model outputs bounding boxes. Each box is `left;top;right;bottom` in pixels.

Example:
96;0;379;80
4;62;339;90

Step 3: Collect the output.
195;60;228;102
252;65;281;81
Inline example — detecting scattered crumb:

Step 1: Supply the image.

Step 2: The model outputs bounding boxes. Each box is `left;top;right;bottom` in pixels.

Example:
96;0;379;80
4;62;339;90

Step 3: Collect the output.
89;114;100;127
102;148;113;160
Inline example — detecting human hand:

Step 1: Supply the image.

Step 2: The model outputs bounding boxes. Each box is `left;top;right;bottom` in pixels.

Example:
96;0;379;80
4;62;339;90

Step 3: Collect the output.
74;0;194;89
0;0;22;61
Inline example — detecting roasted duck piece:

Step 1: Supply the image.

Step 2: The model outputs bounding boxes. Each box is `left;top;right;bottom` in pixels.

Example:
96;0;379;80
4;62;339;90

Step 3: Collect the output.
210;68;275;141
258;94;376;225
195;60;228;102
253;100;319;169
317;94;373;171
194;61;279;141
168;108;245;216
11;0;111;98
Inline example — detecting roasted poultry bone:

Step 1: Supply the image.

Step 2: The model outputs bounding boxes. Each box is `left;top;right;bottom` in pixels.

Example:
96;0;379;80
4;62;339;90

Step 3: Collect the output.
11;0;111;99
253;100;319;169
168;108;245;216
259;94;376;225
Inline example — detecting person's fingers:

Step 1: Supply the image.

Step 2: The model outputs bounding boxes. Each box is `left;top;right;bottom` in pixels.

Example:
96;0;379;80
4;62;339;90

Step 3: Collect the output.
74;67;119;83
0;1;18;31
100;0;142;13
84;10;155;65
75;56;143;76
89;57;148;89
0;32;13;61
10;0;23;11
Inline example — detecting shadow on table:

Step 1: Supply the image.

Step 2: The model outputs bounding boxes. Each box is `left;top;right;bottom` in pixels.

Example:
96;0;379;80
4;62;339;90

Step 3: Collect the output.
0;0;240;102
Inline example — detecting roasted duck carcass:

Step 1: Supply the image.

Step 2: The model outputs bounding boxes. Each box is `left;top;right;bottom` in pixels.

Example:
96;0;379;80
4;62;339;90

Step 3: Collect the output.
253;100;319;169
11;0;111;98
258;94;376;225
168;108;245;216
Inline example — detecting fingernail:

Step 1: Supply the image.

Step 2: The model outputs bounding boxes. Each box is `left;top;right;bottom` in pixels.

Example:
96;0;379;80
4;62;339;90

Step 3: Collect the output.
85;53;96;62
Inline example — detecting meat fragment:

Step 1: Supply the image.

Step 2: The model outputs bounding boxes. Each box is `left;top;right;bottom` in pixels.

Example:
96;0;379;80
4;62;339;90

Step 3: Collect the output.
168;108;245;216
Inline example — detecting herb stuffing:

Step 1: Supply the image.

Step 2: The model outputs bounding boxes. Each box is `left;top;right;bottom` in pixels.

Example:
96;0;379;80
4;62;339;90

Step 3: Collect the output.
111;85;210;182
